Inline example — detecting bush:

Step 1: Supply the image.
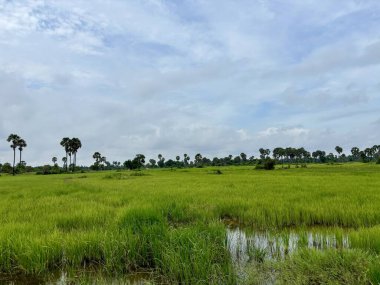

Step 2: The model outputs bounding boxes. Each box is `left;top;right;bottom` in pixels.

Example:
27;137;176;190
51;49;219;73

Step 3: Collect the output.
376;158;380;164
36;165;53;175
1;163;12;174
256;159;276;170
264;159;275;170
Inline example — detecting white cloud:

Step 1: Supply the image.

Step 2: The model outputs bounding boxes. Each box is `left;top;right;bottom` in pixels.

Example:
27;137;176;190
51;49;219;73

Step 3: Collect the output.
0;0;379;165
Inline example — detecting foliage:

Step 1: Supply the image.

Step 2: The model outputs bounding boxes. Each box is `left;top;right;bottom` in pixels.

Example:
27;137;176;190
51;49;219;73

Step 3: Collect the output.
255;159;275;170
1;163;12;174
1;164;380;283
275;249;372;284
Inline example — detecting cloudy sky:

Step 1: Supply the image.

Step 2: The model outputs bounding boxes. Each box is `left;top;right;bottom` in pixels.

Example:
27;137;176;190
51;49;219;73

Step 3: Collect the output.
1;0;380;165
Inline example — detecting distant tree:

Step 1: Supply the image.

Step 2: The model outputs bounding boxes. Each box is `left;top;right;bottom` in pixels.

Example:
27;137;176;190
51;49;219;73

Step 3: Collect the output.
240;153;247;162
93;152;101;164
70;138;82;171
351;147;360;160
233;156;241;164
92;152;102;170
112;161;121;168
101;157;107;168
194;153;203;167
335;146;343;157
364;148;373;161
60;137;71;172
149;159;156;168
124;154;145;170
165;159;176;168
133;154;145;169
259;148;270;159
183;154;190;166
312;150;326;163
52;157;57;165
17;139;27;164
62;157;67;169
157;154;165;168
212;157;221;166
374;145;380;160
272;147;283;163
7;134;21;176
359;151;367;162
327;153;335;162
123;160;133;170
176;155;180;162
2;162;13;174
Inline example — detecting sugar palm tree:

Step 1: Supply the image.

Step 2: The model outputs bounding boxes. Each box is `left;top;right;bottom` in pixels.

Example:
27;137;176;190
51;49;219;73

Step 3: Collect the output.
52;157;57;165
7;134;21;176
93;152;102;164
62;157;67;169
335;146;343;157
70;138;82;170
17;138;27;164
60;137;71;172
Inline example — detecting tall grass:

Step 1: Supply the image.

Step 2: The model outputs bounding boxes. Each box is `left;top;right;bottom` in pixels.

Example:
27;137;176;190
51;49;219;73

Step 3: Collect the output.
0;163;379;283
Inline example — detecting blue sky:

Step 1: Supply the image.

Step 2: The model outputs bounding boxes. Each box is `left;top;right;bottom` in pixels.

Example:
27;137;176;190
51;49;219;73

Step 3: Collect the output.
0;0;379;165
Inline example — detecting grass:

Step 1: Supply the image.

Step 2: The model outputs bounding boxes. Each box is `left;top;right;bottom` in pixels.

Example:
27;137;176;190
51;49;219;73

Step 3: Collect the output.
0;163;379;283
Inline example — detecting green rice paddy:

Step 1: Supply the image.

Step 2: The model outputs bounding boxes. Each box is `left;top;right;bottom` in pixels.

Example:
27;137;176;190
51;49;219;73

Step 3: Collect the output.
0;163;380;284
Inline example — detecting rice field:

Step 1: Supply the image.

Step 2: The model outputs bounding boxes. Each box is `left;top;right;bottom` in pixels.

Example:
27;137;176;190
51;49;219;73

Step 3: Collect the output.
0;163;380;284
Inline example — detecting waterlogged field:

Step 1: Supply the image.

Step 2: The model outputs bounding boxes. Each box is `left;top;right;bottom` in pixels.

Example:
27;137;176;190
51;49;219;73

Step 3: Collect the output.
0;163;380;284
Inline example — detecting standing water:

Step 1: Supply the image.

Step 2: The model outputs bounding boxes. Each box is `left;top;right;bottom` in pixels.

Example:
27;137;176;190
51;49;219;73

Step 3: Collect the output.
227;227;350;265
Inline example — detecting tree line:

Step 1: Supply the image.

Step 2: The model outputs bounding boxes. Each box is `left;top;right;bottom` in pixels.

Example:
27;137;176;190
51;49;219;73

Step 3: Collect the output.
115;145;380;170
0;133;379;174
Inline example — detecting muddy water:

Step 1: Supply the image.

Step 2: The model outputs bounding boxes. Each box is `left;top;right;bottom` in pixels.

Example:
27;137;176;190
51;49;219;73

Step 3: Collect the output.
227;227;350;265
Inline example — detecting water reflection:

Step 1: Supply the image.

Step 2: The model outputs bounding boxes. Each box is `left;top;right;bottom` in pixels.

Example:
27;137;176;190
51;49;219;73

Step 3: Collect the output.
227;228;350;265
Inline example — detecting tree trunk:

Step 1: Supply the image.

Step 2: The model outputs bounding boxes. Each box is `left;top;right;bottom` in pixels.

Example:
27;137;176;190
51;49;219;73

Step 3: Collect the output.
19;150;22;164
65;152;68;172
12;148;16;176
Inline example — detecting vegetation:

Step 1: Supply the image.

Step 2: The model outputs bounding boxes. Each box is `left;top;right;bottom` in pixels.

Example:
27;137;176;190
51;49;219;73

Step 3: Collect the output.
1;133;379;174
1;133;380;283
0;164;379;283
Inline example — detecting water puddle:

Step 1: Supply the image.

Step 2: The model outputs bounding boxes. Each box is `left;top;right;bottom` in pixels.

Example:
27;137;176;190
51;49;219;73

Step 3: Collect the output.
0;271;155;285
227;227;350;265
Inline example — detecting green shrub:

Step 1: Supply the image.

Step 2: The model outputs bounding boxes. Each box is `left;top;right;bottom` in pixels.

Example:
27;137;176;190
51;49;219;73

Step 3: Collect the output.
256;159;275;170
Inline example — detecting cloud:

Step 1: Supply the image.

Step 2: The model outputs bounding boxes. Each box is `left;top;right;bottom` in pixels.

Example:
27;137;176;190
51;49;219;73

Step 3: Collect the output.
0;0;379;165
258;127;310;138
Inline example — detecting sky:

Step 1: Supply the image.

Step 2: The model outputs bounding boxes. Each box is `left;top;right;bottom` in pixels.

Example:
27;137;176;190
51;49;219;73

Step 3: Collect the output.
0;0;380;166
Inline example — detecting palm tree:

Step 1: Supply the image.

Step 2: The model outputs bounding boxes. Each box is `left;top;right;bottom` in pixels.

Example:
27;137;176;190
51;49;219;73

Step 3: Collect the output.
7;134;21;176
183;154;189;166
52;157;57;165
60;137;71;172
93;152;101;164
70;138;82;170
17;138;27;164
351;147;360;160
62;157;67;169
273;147;284;167
335;146;343;158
